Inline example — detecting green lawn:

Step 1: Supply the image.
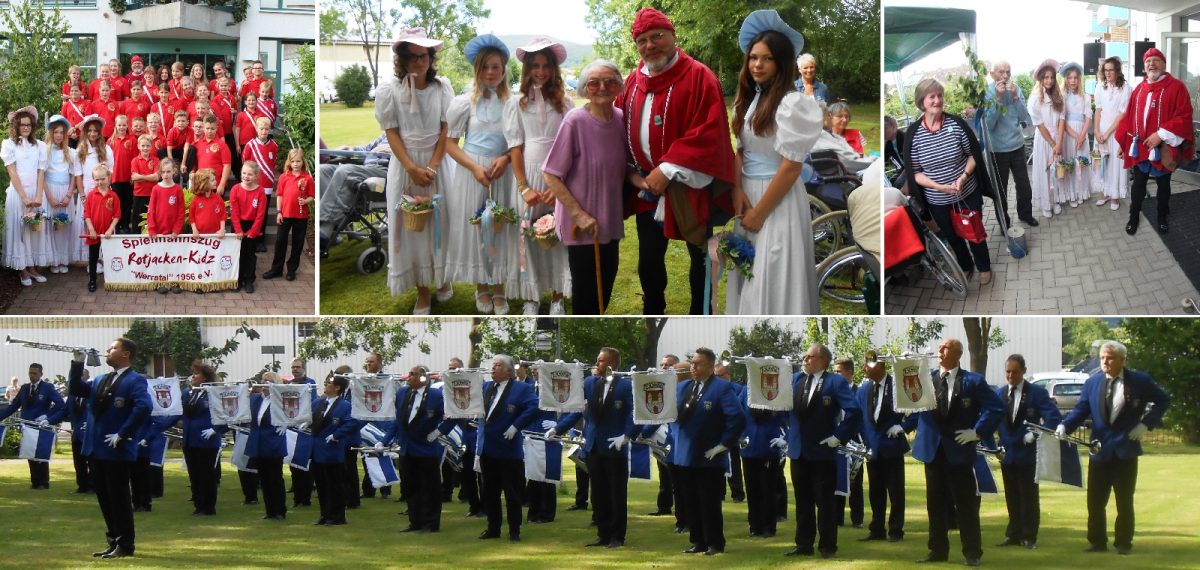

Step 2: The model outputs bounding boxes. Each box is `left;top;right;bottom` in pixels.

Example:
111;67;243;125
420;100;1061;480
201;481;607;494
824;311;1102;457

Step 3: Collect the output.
2;446;1197;568
318;102;872;315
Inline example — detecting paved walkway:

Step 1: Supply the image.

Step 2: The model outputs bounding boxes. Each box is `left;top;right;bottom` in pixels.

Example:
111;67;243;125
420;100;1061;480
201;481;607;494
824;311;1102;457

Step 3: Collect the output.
5;238;315;315
886;178;1200;315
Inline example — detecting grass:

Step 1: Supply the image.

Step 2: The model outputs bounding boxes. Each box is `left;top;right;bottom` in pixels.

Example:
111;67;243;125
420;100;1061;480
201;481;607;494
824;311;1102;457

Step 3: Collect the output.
318;101;872;315
2;445;1198;568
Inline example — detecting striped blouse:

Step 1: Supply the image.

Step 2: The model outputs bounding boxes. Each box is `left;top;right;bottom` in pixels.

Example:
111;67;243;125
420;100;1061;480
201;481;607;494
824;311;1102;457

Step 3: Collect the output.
909;118;976;206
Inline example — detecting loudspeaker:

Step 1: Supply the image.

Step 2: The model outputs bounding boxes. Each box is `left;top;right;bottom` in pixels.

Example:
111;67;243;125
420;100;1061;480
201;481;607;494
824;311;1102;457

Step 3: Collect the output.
1083;43;1104;74
1134;41;1156;76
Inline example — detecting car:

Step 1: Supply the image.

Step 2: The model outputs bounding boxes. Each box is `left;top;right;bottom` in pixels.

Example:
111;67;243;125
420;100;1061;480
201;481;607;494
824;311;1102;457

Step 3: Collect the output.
1029;372;1089;415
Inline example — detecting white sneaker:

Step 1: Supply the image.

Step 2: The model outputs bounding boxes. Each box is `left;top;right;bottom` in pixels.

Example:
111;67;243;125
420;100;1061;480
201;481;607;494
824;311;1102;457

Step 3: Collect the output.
492;296;510;315
31;273;47;283
523;301;539;315
1052;204;1062;215
474;291;493;314
1096;197;1109;206
550;299;565;315
412;302;431;316
1042;209;1053;219
96;263;104;274
1110;200;1120;211
1069;201;1079;208
59;265;68;274
435;285;454;302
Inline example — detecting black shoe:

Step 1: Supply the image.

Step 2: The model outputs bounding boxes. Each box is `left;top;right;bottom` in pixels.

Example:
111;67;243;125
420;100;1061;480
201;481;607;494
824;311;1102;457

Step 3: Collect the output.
786;547;814;556
92;544;116;557
760;531;776;538
1023;541;1037;550
1157;221;1168;234
586;539;607;547
156;285;169;294
918;554;949;563
732;496;745;503
997;538;1020;547
861;534;886;541
852;522;864;529
132;505;149;513
509;532;520;542
647;510;671;516
243;499;258;505
704;547;723;556
400;526;422;533
607;540;624;548
75;488;90;494
102;546;133;559
1126;219;1139;235
195;289;205;295
171;285;182;294
263;269;282;280
888;535;904;542
286;272;297;281
965;558;981;567
88;280;97;292
244;281;255;294
1116;546;1131;555
567;504;587;511
327;519;347;525
256;243;267;253
314;518;328;525
673;526;687;533
682;545;705;554
478;530;500;539
1019;217;1040;227
821;551;836;559
466;511;485;518
1084;545;1108;553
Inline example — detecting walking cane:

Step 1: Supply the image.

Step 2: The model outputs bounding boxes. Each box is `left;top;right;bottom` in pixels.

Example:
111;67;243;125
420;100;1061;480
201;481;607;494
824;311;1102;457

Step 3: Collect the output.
572;225;604;314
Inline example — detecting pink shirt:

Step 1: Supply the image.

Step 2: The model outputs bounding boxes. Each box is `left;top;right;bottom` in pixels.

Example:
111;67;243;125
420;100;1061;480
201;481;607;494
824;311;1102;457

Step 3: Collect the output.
542;106;627;246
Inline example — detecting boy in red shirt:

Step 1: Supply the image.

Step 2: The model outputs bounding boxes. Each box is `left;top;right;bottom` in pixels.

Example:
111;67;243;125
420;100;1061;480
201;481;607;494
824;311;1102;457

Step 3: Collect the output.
181;117;205;188
235;92;262;151
166;111;191;177
263;148;313;281
61;81;89;148
129;134;160;234
84;166;121;292
256;80;278;124
229;162;268;293
147;158;186;294
90;81;119;138
194;114;232;195
120;81;150;124
146;112;168;159
107;115;137;233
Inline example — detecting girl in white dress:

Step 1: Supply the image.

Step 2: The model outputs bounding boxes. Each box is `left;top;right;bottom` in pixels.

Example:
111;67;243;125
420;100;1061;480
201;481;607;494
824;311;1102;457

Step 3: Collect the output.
445;34;518;315
1060;62;1092;207
504;38;574;316
42;115;82;273
1093;56;1132;211
726;13;822;315
1027;60;1066;219
2;106;50;286
73;115;113;265
375;28;455;315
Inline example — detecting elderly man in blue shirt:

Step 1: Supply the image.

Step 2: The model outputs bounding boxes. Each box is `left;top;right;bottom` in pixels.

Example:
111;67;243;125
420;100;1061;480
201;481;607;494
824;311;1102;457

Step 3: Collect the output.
982;60;1038;228
318;132;390;253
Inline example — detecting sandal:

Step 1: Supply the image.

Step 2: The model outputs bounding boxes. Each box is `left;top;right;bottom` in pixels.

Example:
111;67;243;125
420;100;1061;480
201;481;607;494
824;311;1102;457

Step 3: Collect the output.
475;290;493;314
979;271;993;286
492;295;510;315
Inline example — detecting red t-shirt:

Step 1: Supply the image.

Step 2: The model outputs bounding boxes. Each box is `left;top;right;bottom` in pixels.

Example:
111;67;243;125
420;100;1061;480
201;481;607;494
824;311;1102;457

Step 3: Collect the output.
275;171;314;219
147;183;185;235
61;99;89;139
84;189;121;245
256;99;278;124
108;134;138;183
235;109;263;150
242;137;278;190
148;130;168;157
239;77;274;99
62;81;89;102
107;76;130;102
131;154;160;197
195;136;231;173
120;98;149;124
91;98;119;138
88;79;112;102
187;103;225;138
208;78;238;100
127;71;155;91
166;126;190;151
229;183;268;238
188;192;226;234
210;95;236;135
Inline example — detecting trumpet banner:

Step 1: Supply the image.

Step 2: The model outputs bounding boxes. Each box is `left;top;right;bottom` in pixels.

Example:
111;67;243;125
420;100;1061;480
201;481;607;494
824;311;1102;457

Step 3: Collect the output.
1034;436;1084;488
536;362;585;413
288;430;313;471
269;384;314;426
350;374;397;421
18;425;54;462
629;442;652;480
100;235;241;292
523;436;562;484
632;369;678;425
973;454;999;495
442;370;485;419
892;357;937;413
363;454;400;488
147;377;183;417
231;430;256;473
205;384;251;425
744;357;794;411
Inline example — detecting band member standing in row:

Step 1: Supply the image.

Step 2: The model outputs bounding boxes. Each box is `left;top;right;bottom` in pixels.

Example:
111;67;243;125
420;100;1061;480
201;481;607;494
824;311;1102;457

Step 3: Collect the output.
182;362;225;516
832;357;864;529
312;374;359;525
0;363;67;489
786;344;860;559
68;338;151;559
288;358;316;508
740;385;788;538
68;369;95;493
648;354;680;519
390;365;455;533
1059;340;1171;555
522;365;558;524
856;352;908;543
247;372;289;521
475;355;539;541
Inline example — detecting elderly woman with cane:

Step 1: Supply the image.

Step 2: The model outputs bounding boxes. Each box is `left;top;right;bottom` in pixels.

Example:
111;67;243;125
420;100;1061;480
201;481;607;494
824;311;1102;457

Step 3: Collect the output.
542;60;628;314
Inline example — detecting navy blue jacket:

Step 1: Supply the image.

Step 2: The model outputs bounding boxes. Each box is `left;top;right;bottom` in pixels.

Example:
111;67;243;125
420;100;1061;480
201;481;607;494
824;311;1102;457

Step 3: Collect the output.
990;381;1060;466
672;376;744;468
786;370;861;462
311;396;360;464
856;375;910;461
556;375;638;458
1062;369;1171;462
181;388;228;449
0;379;68;424
476;379;539;460
246;393;287;459
67;360;152;462
740;396;788;461
903;368;1004;466
388;385;456;458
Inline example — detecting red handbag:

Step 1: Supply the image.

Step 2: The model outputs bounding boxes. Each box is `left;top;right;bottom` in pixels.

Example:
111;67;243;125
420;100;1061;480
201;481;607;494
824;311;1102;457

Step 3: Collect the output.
949;203;987;244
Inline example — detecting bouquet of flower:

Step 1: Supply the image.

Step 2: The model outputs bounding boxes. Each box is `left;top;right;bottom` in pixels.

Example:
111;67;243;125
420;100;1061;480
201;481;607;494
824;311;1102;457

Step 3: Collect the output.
1054;159;1074;179
22;209;46;231
716;231;755;280
524;213;559;249
469;204;519;231
1077;155;1092;167
51;212;71;229
399;194;434;231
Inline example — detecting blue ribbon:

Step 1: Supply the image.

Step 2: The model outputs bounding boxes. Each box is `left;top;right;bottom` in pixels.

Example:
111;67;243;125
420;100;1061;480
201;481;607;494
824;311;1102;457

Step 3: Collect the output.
432;193;443;250
703;256;712;315
481;199;497;284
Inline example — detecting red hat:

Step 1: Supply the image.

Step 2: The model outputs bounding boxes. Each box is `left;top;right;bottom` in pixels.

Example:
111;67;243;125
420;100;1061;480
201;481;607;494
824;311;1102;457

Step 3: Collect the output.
1143;47;1165;62
631;7;674;39
131;55;143;64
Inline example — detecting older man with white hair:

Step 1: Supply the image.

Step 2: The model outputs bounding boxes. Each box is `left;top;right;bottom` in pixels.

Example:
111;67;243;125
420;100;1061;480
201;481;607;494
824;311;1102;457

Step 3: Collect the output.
475;354;539;542
983;60;1037;227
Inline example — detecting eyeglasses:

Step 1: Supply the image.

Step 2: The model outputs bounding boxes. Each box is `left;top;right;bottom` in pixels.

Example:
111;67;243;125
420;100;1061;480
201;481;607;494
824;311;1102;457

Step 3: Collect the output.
252;66;264;71
586;78;621;91
18;123;32;128
636;31;668;48
404;52;430;62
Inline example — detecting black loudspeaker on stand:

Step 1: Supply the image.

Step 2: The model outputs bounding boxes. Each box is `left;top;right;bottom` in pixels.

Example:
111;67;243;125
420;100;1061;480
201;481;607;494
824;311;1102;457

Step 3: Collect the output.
1083;43;1104;75
1134;41;1156;76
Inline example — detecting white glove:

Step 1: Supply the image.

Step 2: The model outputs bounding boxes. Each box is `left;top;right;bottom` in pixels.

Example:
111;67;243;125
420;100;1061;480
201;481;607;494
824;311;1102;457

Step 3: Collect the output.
1055;424;1067;439
954;429;980;445
426;429;442;443
325;435;336;444
1023;432;1036;445
1128;423;1148;441
138;439;148;447
543;428;557;439
374;442;385;450
104;433;121;448
201;428;216;440
503;426;518;440
703;444;727;460
275;426;287;436
72;348;88;363
651;429;668;445
769;436;787;449
819;436;841;448
540;420;557;431
886;425;905;438
36;415;49;427
607;435;628;451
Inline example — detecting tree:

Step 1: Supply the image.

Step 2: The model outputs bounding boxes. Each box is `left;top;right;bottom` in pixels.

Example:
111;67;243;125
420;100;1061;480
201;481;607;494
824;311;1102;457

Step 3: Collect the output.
334;64;372;108
395;0;490;54
122;319;260;378
641;318;668;370
1062;318;1119;366
1121;318;1200;443
280;45;316;172
725;319;808;383
297;317;440;369
473;318;648;370
320;5;349;44
828;317;877;383
963;317;1007;375
334;0;392;88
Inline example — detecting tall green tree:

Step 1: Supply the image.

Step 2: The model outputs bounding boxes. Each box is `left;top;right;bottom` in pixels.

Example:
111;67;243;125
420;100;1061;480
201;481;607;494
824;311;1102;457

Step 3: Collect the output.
725;319;808;383
332;0;393;88
320;6;349;44
298;317;440;369
963;317;1007;375
396;0;491;54
1121;318;1200;443
828;317;877;383
1062;318;1121;366
122;319;260;378
474;318;648;370
280;45;316;171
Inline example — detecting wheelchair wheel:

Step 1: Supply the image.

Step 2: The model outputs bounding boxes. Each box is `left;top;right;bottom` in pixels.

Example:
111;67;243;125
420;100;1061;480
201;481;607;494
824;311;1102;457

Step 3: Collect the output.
809;195;832;220
920;231;968;299
815;246;866;304
357;246;387;275
811;210;846;266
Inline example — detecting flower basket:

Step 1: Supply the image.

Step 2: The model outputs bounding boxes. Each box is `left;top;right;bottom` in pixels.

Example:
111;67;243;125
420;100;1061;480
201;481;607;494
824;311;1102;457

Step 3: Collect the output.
1055;160;1074;180
525;213;559;249
716;230;756;280
470;205;518;234
51;212;71;231
22;210;46;232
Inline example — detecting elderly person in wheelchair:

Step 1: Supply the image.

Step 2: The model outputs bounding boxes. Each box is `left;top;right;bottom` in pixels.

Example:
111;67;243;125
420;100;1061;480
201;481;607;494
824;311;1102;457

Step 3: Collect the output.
318;133;391;257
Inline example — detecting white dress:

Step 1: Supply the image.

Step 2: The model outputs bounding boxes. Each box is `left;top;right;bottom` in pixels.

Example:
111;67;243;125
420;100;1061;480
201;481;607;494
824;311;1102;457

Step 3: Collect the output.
725;91;822;315
444;91;518;287
375;75;455;295
1027;93;1064;212
1061;90;1093;203
503;90;574;301
43;145;82;266
2;138;50;270
1094;82;1132;200
74;145;114;263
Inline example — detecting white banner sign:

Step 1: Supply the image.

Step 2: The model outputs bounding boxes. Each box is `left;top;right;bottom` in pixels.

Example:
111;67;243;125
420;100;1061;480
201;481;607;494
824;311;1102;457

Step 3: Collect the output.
536;362;585;413
205;384;251;426
100;234;241;292
893;357;937;413
269;383;314;426
745;357;794;411
442;370;484;419
147;377;184;417
632;369;678;425
350;374;398;421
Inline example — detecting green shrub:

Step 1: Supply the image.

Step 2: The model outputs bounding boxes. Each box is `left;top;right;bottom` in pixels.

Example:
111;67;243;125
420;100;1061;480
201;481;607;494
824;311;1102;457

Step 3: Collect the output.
335;64;372;109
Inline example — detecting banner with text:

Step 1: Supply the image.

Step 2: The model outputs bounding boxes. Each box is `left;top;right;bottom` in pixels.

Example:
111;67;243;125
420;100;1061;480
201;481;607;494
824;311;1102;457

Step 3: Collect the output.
536;362;586;413
101;235;241;292
632;370;678;425
147;377;184;417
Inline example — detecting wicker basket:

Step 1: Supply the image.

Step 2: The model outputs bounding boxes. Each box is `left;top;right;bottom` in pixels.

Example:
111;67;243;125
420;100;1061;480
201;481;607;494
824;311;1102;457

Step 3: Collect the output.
1055;164;1068;179
534;233;558;250
403;207;431;232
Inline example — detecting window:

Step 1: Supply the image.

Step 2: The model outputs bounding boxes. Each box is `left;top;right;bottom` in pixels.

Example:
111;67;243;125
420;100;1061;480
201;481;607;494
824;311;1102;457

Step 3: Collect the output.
67;35;98;81
259;0;313;11
298;321;316;338
259;38;314;98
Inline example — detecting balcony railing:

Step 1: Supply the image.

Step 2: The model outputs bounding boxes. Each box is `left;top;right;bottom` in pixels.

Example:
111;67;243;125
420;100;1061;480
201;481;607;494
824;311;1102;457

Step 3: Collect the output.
121;0;233;13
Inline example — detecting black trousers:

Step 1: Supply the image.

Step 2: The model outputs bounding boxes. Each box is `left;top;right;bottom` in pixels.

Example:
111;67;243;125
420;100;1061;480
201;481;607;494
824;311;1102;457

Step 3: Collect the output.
1087;456;1138;550
670;463;688;529
460;449;481;513
1000;462;1039;542
635;211;708;315
151;465;164;498
91;459;135;551
655;460;673;514
773;458;789;521
1130;167;1171;224
791;457;839;554
271;217;307;274
925;447;983;559
440;459;456;501
131;457;153;509
183;446;219;514
835;464;864;526
526;480;557;522
566;241;619;314
131;196;150;235
342;448;360;508
680;465;726;550
404;455;442;530
742;457;778;535
588;453;629;543
990;148;1032;221
866;454;906;539
27;459;50;488
291;466;314;506
224;133;241;193
573;462;589;507
258;458;287;518
238;219;259;286
926;190;991;273
480;455;525;535
314;461;347;523
238;469;259;503
88;244;101;283
112;181;134;232
71;438;93;491
727;446;745;501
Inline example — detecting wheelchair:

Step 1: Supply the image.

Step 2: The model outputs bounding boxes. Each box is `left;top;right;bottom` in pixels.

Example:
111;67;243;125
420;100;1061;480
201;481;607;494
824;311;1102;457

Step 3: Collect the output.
884;195;969;300
319;150;391;275
805;149;864;265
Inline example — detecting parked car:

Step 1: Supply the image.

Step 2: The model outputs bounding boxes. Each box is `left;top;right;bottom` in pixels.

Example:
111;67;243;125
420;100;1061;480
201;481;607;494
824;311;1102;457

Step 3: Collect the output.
1030;371;1088;415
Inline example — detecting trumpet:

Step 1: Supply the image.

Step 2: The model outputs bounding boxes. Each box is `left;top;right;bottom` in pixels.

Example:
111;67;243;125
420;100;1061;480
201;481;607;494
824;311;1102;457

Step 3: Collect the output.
352;444;401;455
1024;421;1102;454
633;437;671;460
976;443;1006;462
1;416;65;433
6;335;100;367
437;435;467;472
522;430;586;448
837;440;869;479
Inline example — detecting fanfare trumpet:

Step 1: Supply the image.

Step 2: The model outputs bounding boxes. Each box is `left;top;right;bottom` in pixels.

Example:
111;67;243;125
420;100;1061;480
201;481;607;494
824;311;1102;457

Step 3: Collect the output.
633;437;671;460
0;416;65;433
6;335;100;367
837;440;870;479
437;435;467;472
522;430;587;448
351;445;401;455
1024;421;1102;454
976;443;1006;462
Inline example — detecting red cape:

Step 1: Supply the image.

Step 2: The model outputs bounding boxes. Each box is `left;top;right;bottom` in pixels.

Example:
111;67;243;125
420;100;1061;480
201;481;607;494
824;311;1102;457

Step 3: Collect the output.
1117;73;1195;170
